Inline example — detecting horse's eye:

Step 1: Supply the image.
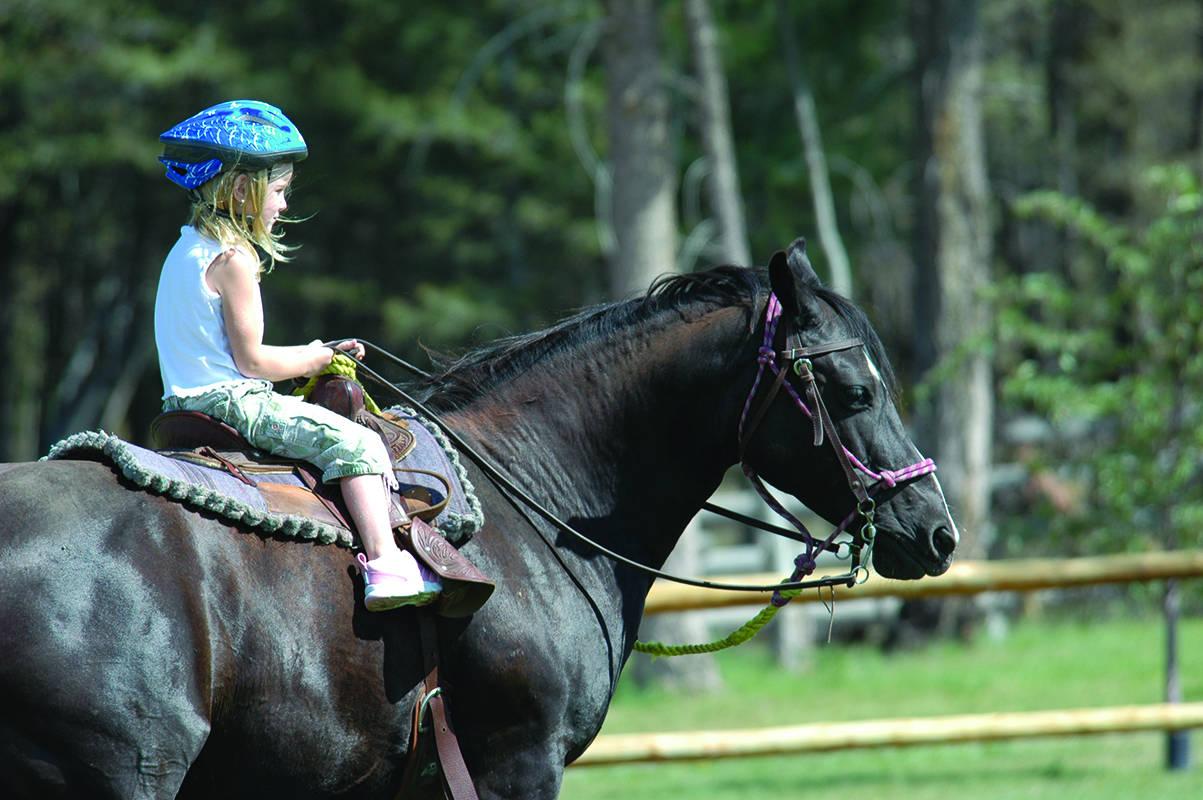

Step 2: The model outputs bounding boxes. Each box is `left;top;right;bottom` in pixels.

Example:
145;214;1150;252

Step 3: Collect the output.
843;386;869;406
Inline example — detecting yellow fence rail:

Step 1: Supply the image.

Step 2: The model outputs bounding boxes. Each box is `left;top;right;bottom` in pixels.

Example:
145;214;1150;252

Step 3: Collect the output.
643;549;1203;614
574;703;1203;766
570;550;1203;768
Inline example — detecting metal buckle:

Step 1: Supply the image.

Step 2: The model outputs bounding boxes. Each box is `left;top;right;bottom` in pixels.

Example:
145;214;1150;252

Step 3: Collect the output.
417;687;443;733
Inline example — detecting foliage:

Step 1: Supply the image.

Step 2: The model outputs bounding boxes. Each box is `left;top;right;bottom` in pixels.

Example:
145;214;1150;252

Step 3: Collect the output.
5;0;1203;513
0;0;923;459
994;165;1203;555
715;0;912;278
0;0;613;455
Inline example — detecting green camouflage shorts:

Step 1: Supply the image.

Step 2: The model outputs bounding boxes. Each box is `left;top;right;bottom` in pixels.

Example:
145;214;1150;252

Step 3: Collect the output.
164;381;394;486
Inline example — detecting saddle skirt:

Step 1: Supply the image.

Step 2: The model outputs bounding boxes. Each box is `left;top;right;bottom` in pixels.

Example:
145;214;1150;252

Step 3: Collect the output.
45;392;493;617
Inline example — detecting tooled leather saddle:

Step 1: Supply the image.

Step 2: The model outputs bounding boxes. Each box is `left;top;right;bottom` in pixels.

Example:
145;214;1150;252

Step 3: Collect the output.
149;374;494;618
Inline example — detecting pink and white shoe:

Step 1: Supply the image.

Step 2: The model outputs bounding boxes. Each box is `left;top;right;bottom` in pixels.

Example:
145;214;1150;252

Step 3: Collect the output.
356;550;442;611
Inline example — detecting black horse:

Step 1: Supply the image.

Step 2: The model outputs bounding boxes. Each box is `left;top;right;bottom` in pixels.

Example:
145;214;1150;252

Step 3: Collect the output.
0;241;956;799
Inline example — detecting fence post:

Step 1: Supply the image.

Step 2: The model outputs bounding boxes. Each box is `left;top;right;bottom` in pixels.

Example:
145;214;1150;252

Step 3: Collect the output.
1165;579;1190;770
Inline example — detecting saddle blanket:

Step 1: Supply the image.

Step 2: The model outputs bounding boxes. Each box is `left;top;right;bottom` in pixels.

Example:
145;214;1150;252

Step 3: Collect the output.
43;409;484;547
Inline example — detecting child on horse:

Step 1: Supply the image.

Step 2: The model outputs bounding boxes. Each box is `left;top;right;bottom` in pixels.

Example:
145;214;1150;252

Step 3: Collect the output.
154;99;439;611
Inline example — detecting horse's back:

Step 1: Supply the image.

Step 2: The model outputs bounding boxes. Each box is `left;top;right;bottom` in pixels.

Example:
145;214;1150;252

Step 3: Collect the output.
0;459;416;799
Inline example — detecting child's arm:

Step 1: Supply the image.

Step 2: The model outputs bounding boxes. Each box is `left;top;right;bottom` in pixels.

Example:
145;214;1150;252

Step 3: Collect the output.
206;247;334;382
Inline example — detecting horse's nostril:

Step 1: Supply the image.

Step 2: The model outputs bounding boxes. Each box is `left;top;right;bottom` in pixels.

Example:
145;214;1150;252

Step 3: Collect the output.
931;525;957;557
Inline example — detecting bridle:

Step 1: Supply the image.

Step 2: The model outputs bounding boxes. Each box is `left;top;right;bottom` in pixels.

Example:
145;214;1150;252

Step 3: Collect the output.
730;293;937;603
334;291;935;596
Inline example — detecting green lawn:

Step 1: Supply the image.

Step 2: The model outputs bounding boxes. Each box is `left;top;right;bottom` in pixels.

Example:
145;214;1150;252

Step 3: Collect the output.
560;613;1203;800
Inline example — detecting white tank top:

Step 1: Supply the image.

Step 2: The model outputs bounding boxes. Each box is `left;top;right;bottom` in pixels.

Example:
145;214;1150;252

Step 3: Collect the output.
154;226;265;399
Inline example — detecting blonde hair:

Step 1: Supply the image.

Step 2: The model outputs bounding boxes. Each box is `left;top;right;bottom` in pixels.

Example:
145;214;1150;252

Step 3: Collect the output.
189;162;296;277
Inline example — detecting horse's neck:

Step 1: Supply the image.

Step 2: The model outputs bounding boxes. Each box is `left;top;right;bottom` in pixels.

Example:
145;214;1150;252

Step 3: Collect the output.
451;305;754;568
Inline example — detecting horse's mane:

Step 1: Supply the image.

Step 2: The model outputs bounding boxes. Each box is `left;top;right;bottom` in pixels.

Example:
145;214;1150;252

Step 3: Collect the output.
417;265;896;412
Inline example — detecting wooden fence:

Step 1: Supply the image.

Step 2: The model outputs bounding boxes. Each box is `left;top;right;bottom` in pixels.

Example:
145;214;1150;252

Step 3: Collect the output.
642;549;1203;614
573;703;1203;766
571;549;1203;768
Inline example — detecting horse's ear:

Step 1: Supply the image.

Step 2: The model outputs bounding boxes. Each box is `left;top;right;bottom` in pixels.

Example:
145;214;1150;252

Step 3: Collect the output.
786;237;822;287
768;250;796;317
769;238;823;323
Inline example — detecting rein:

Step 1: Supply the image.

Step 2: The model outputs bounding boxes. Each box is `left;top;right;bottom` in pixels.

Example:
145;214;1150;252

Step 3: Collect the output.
326;293;935;601
330;342;861;595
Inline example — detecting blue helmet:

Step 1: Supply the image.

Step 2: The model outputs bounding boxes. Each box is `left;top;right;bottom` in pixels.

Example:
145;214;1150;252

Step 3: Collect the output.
159;100;308;190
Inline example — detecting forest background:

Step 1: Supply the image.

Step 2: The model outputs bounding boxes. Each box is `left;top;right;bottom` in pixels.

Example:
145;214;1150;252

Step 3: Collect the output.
2;0;1202;584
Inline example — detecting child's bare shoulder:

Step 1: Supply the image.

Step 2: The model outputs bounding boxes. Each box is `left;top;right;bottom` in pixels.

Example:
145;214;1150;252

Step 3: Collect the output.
207;246;260;292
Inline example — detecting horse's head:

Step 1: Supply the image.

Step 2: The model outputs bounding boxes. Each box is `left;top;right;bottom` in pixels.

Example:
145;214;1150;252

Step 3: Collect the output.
738;239;957;580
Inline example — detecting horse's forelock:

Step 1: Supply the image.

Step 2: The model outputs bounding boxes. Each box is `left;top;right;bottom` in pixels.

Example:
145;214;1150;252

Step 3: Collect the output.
809;284;899;398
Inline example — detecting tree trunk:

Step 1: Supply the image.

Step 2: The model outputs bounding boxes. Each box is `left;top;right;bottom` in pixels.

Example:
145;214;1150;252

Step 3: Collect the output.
2;254;49;462
683;0;751;268
777;0;852;297
600;0;679;298
1196;0;1203;172
1049;0;1083;198
911;0;994;567
602;0;720;690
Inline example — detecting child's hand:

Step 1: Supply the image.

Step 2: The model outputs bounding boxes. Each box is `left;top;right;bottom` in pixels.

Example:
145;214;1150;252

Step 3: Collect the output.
331;339;366;361
297;339;364;378
299;340;335;377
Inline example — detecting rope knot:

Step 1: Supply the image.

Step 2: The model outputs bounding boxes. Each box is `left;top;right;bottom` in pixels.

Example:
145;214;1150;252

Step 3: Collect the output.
793;554;817;576
771;555;817;607
757;346;776;365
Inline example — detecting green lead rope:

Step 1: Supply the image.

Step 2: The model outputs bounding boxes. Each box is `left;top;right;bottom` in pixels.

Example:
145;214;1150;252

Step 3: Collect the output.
292;352;383;416
632;586;804;659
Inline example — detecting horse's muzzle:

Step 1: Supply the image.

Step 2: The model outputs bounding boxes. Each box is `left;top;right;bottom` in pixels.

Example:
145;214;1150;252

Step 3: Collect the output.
872;522;957;580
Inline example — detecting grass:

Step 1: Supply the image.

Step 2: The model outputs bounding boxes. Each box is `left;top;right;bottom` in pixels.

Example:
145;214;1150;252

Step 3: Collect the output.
559;611;1203;800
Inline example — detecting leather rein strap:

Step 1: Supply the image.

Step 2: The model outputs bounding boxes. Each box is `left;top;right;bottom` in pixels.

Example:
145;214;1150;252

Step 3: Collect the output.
738;331;870;505
738;337;863;464
344;352;870;595
340;294;936;595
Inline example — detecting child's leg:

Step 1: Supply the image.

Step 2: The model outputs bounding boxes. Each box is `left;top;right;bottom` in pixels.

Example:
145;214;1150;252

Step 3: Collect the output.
211;387;442;610
340;473;401;561
340;472;441;610
221;389;399;553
